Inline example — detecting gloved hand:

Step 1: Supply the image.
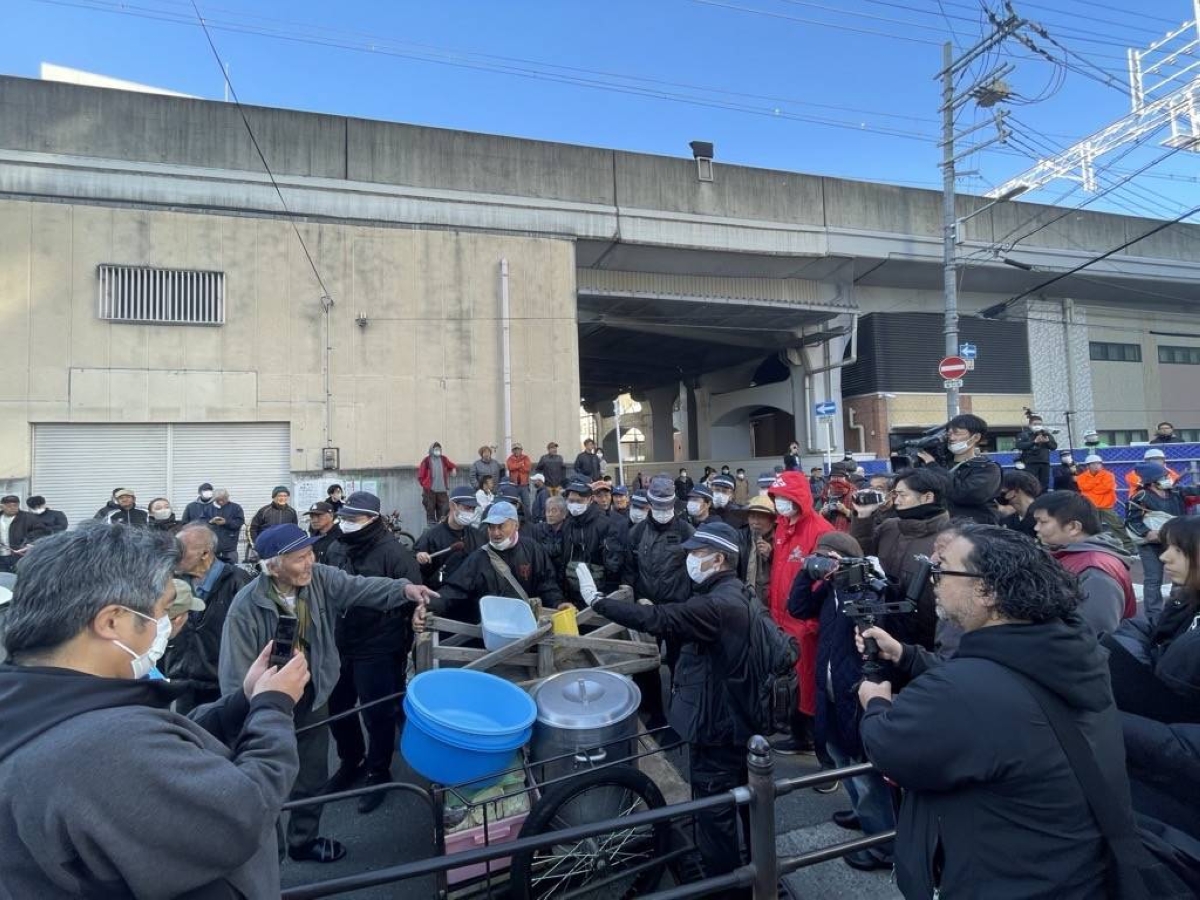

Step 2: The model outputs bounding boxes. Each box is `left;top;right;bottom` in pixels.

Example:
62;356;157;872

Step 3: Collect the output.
605;585;635;604
575;563;601;606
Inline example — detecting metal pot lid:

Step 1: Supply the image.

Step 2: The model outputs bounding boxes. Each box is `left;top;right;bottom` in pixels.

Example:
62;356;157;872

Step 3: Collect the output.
532;669;641;729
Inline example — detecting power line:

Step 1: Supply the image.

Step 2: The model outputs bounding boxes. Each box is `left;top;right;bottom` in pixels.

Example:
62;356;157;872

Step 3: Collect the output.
185;0;331;300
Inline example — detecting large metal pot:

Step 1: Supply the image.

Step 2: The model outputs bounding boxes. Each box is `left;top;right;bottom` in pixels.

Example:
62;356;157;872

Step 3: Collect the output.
529;669;641;785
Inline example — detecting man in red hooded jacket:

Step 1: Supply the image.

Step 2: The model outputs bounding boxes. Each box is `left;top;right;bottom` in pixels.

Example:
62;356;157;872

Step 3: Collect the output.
768;470;834;753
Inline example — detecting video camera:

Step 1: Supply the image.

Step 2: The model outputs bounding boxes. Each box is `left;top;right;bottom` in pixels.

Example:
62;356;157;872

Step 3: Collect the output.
803;553;925;682
890;425;950;471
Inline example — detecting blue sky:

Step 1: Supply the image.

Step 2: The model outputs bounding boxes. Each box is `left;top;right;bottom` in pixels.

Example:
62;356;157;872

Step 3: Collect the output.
4;0;1199;216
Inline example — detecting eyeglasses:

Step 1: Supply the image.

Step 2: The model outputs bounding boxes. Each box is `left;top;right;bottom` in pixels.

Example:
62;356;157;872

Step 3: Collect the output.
928;565;985;586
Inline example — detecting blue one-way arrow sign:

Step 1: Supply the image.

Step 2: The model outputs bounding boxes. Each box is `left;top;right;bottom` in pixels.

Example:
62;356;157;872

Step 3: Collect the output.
814;400;838;417
959;343;978;360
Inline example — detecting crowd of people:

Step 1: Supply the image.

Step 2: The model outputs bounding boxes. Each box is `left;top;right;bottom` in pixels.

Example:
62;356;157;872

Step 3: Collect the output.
0;417;1198;898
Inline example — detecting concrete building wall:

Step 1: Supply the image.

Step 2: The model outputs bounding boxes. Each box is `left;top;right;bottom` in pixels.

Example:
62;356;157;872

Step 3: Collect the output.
0;197;580;480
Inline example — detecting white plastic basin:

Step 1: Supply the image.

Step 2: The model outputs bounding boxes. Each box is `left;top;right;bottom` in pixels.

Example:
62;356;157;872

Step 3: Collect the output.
479;595;538;652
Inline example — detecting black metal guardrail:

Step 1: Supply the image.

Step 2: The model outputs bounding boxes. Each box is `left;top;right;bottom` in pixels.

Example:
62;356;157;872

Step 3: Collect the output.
281;735;896;900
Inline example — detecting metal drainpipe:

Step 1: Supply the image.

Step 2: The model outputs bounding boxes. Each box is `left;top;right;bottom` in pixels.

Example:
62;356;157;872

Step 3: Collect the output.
847;405;868;454
501;259;513;457
790;311;859;454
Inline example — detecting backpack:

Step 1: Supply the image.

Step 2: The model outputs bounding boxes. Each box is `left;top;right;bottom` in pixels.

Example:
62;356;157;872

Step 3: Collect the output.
728;586;800;734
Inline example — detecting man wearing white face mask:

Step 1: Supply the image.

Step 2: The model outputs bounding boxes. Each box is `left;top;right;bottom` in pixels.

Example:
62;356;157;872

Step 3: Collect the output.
559;479;635;605
432;501;563;622
182;481;216;525
708;474;740;523
415;485;484;589
594;521;756;890
627;491;650;526
686;483;716;527
0;522;310;898
915;413;1002;525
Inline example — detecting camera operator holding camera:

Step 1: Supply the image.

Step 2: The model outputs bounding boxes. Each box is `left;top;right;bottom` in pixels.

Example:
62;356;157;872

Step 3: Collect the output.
1014;412;1058;491
916;414;1001;524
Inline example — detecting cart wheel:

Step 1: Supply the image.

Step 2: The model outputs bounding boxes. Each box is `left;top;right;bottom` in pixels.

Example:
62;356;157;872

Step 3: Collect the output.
510;765;671;900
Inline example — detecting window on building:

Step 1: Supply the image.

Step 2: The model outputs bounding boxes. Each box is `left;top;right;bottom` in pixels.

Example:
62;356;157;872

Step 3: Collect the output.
1158;345;1200;365
1089;341;1141;362
97;265;225;325
1097;429;1149;446
1175;428;1200;442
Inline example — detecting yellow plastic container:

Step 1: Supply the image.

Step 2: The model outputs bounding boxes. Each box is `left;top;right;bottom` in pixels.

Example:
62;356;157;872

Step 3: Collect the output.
550;605;579;636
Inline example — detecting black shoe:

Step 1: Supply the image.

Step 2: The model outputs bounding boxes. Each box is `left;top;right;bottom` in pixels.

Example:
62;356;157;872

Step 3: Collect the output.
770;735;815;755
323;761;364;794
288;837;347;863
358;771;392;814
832;810;861;830
843;849;891;872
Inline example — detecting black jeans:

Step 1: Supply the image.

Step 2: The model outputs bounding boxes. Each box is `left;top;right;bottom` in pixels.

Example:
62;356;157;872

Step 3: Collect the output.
328;653;406;775
689;743;751;898
285;693;329;852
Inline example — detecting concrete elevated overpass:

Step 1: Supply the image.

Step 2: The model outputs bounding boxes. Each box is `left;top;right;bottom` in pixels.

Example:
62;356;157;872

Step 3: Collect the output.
1;73;1198;483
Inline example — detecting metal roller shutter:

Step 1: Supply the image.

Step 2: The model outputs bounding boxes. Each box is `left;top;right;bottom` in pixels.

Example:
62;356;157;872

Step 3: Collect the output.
32;422;291;531
170;423;291;515
32;424;169;528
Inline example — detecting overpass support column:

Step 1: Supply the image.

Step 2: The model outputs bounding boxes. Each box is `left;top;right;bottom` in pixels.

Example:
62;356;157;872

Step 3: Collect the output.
644;385;680;463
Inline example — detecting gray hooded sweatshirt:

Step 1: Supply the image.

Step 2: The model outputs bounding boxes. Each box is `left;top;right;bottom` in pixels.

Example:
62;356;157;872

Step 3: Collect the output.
0;665;298;898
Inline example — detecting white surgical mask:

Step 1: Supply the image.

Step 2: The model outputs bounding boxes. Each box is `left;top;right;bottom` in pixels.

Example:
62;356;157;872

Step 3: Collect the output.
152;508;173;522
567;502;589;517
686;500;703;517
948;439;972;455
28;506;45;515
199;490;213;501
432;448;442;457
455;510;477;526
712;493;730;509
651;508;674;524
774;498;796;517
686;554;715;584
113;608;171;680
629;508;649;524
340;519;366;534
737;473;745;480
490;533;517;551
1157;477;1174;490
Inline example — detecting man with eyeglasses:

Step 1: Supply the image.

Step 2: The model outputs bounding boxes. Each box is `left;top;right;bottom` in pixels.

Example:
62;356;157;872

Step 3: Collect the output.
855;525;1130;899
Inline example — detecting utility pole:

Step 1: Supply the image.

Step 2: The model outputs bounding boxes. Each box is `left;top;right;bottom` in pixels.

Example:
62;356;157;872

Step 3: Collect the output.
938;10;1024;419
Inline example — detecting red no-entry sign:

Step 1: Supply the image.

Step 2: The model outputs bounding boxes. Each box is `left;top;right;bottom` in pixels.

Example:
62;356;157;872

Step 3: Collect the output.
938;356;969;380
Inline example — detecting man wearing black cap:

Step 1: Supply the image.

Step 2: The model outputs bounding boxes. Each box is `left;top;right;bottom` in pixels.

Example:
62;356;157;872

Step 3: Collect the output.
535;442;566;492
415;486;484;589
709;474;741;521
612;485;631;519
219;522;437;862
559;479;634;606
323;492;422;813
304;502;342;564
594;521;756;892
182;482;216;525
685;484;716;527
249;486;298;545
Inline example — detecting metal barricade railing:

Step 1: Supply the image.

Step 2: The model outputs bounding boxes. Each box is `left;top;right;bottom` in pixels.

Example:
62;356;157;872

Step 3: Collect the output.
281;735;896;900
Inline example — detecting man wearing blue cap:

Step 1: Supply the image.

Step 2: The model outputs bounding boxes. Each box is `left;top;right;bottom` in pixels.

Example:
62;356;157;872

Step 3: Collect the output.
219;523;437;864
415;485;484;589
594;521;756;893
709;474;741;523
686;484;716;528
432;500;563;622
323;492;423;813
560;479;634;605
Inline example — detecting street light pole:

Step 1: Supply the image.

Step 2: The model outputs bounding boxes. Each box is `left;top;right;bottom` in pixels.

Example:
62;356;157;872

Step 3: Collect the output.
941;41;960;420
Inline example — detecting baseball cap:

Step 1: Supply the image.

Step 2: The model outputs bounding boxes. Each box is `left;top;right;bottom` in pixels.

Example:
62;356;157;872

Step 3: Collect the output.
757;473;775;489
711;474;735;490
340;491;381;517
612;485;628;497
531;472;546;483
1136;463;1168;483
591;480;612;494
255;523;320;559
630;491;650;509
482;500;519;524
305;501;335;516
167;578;206;618
449;485;478;507
681;522;742;559
564;478;593;497
688;484;714;502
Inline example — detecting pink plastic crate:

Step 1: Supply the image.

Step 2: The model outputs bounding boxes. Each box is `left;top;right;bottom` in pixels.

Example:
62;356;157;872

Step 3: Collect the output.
444;810;530;885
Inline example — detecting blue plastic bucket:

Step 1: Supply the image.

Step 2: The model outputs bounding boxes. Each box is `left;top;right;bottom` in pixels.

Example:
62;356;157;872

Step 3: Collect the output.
400;670;536;785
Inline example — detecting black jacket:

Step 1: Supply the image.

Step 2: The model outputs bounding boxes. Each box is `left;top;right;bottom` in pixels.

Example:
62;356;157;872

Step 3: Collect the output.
862;617;1123;899
2;511;52;553
165;562;253;692
310;524;343;564
325;520;422;658
249;503;298;543
414;520;485;589
94;505;149;527
1126;485;1200;541
1122;712;1200;839
559;504;633;602
534;453;567;488
181;498;214;526
1014;427;1057;465
531;521;565;573
208;502;245;557
674;476;694;502
863;507;948;650
924;456;1001;523
572;450;602;482
1150;433;1184;444
1105;595;1200;723
594;569;753;748
31;509;68;534
628;515;694;605
435;535;562;623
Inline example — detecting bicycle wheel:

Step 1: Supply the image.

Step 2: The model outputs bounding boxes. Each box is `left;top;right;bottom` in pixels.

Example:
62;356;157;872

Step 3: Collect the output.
396;530;417;551
509;765;671;900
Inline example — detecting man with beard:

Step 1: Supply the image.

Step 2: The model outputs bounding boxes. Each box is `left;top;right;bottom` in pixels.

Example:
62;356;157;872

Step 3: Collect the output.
415;486;484;590
323;492;423;813
433;501;563;622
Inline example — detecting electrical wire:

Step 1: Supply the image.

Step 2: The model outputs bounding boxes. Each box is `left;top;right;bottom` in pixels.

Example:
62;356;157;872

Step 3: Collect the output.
186;0;331;300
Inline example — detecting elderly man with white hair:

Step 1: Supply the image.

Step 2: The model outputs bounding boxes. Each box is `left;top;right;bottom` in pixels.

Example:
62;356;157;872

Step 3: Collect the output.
219;523;437;864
